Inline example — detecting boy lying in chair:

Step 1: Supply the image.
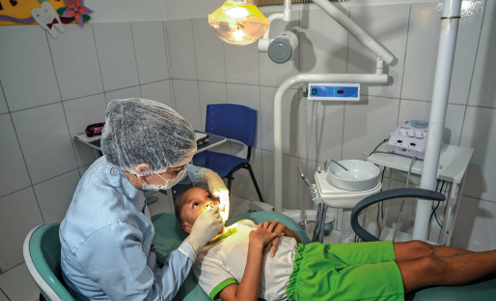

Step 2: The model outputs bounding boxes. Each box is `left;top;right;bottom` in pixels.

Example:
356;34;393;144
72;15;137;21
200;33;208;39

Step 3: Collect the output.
176;187;496;301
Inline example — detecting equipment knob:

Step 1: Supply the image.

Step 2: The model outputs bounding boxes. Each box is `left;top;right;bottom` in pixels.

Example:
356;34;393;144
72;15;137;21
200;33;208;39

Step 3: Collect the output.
416;132;426;139
407;131;416;138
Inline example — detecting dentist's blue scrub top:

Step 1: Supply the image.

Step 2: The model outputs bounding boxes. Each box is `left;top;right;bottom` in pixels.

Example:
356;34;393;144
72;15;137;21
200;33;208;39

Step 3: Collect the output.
60;156;202;301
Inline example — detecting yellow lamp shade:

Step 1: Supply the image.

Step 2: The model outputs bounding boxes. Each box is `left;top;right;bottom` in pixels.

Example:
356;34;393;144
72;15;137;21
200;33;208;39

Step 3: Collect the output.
208;0;269;46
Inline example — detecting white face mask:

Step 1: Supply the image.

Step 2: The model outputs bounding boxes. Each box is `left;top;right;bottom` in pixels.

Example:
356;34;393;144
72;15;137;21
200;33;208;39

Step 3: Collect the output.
141;168;187;191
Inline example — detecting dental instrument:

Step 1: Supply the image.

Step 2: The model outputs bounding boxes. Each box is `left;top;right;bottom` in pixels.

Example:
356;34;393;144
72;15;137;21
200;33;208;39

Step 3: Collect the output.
330;159;349;172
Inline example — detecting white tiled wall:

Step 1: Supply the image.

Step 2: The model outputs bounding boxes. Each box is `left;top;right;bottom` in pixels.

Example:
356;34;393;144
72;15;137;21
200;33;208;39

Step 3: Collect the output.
141;80;174;108
0;26;61;111
0;21;173;285
131;22;170;84
165;19;198;80
347;4;410;98
0;83;8;115
468;0;496;108
93;23;141;91
48;24;103;101
1;0;496;299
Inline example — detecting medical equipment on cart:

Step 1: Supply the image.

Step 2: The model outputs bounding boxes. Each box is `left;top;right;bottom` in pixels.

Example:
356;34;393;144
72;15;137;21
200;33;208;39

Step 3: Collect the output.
386;120;429;160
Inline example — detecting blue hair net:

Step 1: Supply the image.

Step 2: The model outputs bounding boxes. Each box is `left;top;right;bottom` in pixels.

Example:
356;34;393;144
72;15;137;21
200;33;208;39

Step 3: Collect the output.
101;98;197;176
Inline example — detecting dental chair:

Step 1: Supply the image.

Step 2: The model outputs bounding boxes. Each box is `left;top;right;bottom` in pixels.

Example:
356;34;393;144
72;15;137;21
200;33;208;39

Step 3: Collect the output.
351;188;496;301
23;223;75;301
152;211;311;301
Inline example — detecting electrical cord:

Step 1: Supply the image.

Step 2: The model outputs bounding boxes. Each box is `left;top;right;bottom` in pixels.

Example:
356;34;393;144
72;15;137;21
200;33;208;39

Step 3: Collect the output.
315;105;327;165
370;150;418;160
302;100;316;206
429;180;446;228
376;167;387;239
299;99;317;229
371;138;389;155
392;156;417;242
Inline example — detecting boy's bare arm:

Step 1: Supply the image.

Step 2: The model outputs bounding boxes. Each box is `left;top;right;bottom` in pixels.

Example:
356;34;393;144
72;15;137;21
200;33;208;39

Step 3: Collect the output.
218;222;284;301
263;220;301;257
275;221;301;243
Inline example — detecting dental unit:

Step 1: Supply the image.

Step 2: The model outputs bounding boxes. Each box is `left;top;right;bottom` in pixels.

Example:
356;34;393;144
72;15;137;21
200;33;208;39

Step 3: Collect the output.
209;0;463;243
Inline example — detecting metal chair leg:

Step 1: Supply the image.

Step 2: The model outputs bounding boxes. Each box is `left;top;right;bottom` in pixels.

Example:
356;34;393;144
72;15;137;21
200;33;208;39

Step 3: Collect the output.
246;163;264;203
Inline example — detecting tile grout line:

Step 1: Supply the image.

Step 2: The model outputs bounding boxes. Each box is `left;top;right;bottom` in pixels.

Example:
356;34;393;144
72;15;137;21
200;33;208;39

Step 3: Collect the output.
0;167;83;200
397;4;413;128
45;24;100;199
190;19;204;130
0;288;11;301
2;75;40;221
161;22;174;109
45;28;82;224
91;23;108;97
129;22;142;87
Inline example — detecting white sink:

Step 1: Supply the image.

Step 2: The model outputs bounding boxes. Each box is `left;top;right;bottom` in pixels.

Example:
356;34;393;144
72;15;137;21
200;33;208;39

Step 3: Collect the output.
326;160;380;191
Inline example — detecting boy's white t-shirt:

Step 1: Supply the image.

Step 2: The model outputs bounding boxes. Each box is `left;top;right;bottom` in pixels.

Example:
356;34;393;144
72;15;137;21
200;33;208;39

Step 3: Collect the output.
193;219;298;301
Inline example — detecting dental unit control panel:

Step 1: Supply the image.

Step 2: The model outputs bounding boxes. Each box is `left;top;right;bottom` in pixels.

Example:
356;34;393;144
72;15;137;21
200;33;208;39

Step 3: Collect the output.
308;83;360;101
386;120;428;160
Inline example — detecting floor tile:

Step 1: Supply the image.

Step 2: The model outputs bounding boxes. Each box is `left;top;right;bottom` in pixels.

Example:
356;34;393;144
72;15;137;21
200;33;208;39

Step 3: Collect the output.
0;263;39;301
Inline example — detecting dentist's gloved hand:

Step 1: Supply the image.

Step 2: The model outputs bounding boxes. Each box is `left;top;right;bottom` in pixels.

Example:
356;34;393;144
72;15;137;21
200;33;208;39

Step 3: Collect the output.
184;205;224;254
202;169;230;222
213;190;229;223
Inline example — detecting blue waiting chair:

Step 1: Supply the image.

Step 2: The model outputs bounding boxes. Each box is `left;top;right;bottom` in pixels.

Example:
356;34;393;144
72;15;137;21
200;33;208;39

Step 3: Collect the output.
193;104;264;202
23;223;75;301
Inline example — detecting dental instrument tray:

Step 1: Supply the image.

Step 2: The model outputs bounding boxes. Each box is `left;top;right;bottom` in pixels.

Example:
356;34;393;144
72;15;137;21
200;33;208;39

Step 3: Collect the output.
386;120;428;160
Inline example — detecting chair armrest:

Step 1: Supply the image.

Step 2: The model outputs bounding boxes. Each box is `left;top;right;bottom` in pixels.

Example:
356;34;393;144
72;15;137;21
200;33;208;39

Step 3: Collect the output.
351;188;446;242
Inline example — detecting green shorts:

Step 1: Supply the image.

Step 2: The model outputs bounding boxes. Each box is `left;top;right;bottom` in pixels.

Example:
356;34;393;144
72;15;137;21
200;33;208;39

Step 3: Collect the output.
287;241;404;301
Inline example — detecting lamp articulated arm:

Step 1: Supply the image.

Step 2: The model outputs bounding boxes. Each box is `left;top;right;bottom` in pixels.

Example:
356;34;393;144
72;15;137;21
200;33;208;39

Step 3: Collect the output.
259;0;394;65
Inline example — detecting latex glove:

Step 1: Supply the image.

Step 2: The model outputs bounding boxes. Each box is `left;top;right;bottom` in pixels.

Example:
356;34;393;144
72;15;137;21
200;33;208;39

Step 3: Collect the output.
184;205;224;254
203;170;230;222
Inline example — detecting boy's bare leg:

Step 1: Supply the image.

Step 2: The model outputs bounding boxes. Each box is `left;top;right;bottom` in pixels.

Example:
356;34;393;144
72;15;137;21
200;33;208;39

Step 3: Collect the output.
397;249;496;293
394;240;473;262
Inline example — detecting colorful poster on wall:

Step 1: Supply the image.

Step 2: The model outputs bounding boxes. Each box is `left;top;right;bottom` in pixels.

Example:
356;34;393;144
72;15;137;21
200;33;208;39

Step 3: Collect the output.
0;0;92;27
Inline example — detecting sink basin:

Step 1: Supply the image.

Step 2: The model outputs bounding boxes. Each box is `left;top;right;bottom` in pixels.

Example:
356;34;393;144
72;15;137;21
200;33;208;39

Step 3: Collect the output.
326;160;380;191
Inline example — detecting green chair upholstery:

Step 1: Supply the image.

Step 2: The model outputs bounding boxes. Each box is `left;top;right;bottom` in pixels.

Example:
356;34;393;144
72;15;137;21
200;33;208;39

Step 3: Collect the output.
23;223;75;301
412;276;496;301
152;211;311;301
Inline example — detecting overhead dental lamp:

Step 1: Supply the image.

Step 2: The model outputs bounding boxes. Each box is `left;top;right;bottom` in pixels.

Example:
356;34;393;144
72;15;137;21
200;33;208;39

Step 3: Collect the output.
208;0;269;46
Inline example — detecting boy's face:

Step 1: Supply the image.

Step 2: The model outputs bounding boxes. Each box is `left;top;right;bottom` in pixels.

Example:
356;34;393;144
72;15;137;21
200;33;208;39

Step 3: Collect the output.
180;187;221;233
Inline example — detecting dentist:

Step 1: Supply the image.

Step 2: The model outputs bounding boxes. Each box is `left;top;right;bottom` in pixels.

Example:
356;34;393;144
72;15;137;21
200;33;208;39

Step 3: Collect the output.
60;98;227;300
